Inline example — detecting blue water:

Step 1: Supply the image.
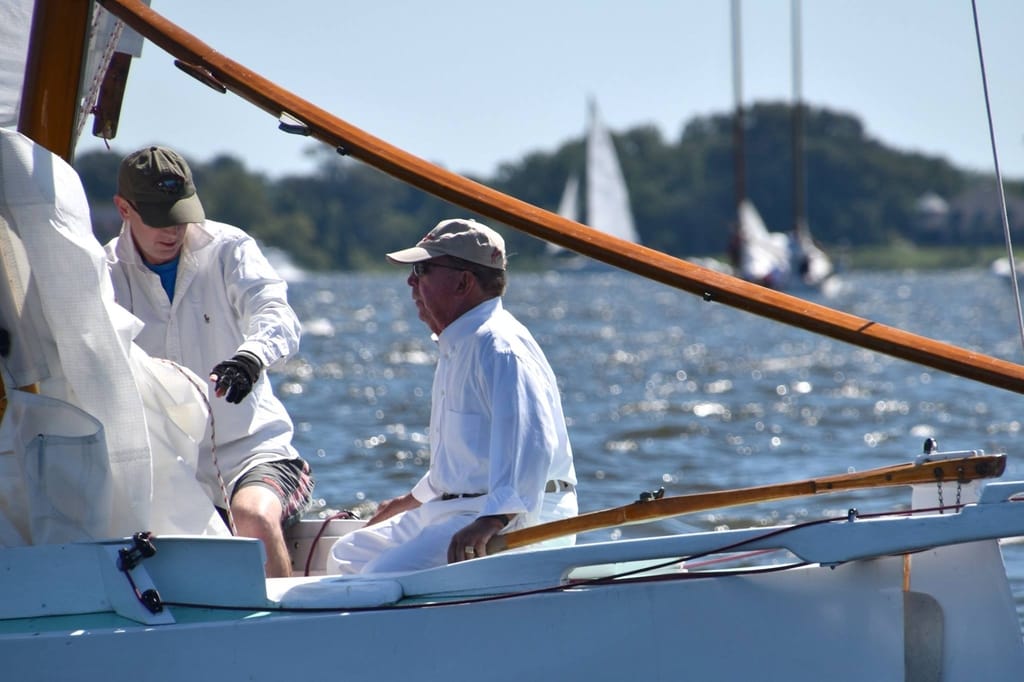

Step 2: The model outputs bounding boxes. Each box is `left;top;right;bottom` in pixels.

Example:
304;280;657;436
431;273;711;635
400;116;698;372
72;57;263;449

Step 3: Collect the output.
273;266;1024;626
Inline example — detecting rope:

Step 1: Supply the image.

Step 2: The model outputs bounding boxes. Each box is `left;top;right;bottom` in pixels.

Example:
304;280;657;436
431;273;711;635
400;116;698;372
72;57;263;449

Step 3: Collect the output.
302;509;359;577
970;0;1024;355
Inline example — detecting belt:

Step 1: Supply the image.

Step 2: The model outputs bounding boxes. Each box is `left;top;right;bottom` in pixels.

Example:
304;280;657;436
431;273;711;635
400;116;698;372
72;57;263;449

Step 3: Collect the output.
441;480;573;501
440;492;484;501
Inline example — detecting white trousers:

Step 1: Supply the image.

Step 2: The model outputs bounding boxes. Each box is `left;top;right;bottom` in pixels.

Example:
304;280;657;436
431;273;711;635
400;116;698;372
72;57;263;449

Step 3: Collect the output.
326;489;578;575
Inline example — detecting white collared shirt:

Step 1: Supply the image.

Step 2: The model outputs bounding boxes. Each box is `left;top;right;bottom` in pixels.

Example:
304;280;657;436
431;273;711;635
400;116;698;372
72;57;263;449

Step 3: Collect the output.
410;297;576;525
106;219;300;502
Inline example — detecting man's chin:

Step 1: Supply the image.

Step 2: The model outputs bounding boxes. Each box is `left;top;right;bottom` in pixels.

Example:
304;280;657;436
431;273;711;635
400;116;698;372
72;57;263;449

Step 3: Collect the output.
417;311;441;334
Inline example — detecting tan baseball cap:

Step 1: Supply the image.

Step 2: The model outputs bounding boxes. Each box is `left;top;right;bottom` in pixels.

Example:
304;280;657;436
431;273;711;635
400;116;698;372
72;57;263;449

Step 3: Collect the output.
117;146;205;227
386;218;506;270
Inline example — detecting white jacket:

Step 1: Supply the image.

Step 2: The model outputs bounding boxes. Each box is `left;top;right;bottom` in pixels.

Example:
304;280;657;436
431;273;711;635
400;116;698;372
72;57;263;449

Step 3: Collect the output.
106;219;301;505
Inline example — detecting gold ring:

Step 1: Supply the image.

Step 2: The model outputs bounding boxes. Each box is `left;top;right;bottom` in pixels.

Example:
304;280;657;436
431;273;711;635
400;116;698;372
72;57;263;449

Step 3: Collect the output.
464;546;476;556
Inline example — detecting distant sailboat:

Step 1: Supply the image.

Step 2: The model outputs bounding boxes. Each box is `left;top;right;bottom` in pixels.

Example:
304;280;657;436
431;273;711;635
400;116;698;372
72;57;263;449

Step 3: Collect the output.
729;0;833;290
549;99;639;264
787;0;833;288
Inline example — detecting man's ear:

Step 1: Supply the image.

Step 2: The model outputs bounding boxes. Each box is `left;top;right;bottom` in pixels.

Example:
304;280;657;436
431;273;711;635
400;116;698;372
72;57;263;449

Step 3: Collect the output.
113;195;130;219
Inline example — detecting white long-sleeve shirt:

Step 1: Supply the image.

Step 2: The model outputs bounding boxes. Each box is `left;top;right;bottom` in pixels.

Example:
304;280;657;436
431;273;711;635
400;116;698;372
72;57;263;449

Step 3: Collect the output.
410;297;576;526
105;219;300;504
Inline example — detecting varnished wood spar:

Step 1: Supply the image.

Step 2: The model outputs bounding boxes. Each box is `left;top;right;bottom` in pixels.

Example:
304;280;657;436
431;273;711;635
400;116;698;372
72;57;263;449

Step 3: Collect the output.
486;452;1006;554
99;0;1024;394
18;0;93;160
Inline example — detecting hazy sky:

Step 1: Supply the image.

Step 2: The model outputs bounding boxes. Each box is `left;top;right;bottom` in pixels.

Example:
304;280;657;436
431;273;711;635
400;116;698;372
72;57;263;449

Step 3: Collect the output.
78;1;1024;182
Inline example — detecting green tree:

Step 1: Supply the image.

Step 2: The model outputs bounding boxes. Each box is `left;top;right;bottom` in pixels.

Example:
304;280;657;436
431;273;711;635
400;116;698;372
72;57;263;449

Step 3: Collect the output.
73;102;1024;271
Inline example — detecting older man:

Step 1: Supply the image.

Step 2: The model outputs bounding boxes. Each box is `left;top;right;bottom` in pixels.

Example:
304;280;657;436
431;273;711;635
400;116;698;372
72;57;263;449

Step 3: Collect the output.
328;218;577;574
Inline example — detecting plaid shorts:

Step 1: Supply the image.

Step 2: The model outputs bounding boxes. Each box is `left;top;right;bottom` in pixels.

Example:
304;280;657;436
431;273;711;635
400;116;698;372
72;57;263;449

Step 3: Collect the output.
218;457;315;529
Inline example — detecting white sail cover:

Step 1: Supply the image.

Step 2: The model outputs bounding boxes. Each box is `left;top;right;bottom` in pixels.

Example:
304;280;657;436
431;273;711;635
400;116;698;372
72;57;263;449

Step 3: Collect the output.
0;127;225;543
0;0;33;130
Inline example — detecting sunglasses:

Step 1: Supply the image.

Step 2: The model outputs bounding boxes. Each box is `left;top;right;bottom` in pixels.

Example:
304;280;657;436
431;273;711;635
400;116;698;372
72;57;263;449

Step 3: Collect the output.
411;261;465;277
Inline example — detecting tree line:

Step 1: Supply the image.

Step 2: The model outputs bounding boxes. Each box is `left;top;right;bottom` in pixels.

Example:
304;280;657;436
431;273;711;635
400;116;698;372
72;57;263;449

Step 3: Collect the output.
74;101;1023;271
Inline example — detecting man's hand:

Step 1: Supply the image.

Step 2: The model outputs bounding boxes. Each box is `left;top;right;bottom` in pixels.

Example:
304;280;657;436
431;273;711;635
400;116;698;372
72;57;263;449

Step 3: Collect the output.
448;515;510;564
209;351;262;404
366;493;420;526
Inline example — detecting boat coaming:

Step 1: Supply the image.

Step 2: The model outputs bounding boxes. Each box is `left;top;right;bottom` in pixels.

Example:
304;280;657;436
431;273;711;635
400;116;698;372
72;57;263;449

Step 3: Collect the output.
2;478;1024;681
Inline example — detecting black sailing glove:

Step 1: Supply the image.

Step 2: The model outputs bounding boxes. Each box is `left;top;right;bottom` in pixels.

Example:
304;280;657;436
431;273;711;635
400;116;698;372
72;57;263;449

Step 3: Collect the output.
209;351;262;404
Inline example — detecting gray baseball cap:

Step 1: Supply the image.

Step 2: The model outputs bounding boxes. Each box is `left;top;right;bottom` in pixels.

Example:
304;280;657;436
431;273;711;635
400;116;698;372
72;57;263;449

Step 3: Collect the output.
117;146;205;227
386;218;506;271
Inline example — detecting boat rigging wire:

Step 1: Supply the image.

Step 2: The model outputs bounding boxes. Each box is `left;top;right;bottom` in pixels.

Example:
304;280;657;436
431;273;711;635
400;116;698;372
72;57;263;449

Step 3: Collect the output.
970;0;1024;355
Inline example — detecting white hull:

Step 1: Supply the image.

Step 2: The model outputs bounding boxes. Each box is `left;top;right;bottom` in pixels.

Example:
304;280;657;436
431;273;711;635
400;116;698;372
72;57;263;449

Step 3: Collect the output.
5;552;1016;680
3;476;1024;681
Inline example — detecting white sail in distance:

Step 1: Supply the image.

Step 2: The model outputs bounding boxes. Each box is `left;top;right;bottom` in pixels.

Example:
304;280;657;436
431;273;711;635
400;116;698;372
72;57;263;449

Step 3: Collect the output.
584;100;639;244
550;100;639;257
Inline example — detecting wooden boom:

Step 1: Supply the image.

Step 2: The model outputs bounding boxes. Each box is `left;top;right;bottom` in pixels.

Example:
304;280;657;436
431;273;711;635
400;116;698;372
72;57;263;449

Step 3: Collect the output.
486;452;1007;554
98;0;1024;394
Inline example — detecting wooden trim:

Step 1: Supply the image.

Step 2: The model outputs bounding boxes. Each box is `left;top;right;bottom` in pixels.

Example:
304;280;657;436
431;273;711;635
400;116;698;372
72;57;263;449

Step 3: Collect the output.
17;0;93;160
487;453;1006;553
97;0;1024;395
